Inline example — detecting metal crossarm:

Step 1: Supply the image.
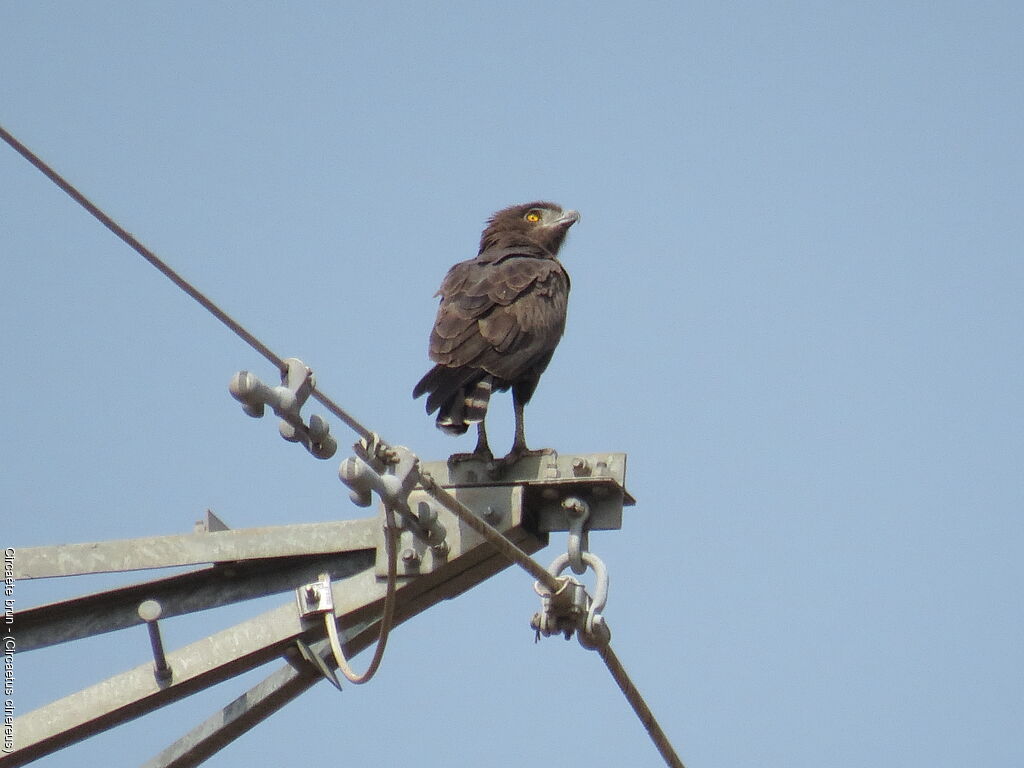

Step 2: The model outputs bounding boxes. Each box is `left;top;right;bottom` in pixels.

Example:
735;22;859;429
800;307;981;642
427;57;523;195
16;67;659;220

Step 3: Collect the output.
6;453;631;767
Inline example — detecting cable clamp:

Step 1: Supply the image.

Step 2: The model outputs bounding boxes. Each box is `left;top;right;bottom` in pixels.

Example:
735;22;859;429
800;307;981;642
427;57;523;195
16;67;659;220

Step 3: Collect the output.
530;551;611;650
338;443;447;554
229;357;337;459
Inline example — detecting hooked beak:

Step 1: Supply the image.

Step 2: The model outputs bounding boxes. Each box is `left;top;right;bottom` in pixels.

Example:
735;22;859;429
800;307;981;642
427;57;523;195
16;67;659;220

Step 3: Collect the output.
554;209;580;228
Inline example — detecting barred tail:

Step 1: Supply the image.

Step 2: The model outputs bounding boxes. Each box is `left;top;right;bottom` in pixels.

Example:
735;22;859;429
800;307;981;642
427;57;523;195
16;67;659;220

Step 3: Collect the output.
462;376;492;424
436;376;493;435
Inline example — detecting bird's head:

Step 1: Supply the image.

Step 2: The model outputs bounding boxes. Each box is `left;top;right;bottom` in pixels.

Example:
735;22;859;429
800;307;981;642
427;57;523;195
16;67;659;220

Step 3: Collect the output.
479;201;580;255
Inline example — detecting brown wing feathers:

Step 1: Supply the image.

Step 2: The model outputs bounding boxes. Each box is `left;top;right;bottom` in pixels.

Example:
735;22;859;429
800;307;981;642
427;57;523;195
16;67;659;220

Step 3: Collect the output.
413;202;576;440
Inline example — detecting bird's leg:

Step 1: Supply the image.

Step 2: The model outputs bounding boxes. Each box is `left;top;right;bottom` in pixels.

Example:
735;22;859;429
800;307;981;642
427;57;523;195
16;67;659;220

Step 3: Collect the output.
447;420;494;465
510;394;531;455
473;419;493;458
496;392;553;468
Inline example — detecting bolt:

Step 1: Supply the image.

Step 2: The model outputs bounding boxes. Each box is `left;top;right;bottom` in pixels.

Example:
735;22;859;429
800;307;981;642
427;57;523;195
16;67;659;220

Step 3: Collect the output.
138;600;172;684
431;540;450;558
401;548;420;566
572;457;591;475
483;505;502;523
138;599;162;623
562;497;589;517
417;501;438;526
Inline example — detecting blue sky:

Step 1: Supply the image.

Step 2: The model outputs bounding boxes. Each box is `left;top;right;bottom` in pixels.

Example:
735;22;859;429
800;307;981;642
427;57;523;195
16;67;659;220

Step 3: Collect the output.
2;2;1022;766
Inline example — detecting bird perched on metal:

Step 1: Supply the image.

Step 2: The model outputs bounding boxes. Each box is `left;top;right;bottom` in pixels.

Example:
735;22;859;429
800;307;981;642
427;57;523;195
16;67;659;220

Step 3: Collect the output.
413;201;579;471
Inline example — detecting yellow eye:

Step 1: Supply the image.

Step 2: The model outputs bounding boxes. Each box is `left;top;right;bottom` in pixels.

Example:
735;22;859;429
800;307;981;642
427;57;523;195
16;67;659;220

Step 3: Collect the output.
525;211;542;223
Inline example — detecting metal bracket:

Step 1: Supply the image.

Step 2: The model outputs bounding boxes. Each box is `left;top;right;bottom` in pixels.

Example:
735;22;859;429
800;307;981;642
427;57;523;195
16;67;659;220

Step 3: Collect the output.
229;357;337;459
356;453;633;579
439;452;634;533
295;573;334;617
563;496;591;575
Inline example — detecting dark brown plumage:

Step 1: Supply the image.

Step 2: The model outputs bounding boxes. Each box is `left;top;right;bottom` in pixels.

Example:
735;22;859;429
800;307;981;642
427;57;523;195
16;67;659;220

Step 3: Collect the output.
413;201;579;468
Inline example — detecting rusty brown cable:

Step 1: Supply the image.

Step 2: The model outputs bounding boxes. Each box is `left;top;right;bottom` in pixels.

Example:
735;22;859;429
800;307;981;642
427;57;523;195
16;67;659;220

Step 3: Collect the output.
598;644;686;768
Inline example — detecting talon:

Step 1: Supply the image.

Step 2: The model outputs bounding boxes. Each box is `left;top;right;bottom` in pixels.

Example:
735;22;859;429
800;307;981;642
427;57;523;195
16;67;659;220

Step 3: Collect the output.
516;447;554;459
447;449;494;466
480;446;556;479
500;446;554;465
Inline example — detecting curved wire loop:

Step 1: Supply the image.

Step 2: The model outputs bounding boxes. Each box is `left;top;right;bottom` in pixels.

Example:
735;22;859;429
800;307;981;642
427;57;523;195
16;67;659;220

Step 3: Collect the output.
324;505;399;684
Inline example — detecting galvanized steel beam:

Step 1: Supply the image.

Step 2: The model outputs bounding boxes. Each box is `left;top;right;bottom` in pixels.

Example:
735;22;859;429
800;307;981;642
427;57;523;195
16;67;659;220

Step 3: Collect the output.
6;452;631;767
14;519;377;579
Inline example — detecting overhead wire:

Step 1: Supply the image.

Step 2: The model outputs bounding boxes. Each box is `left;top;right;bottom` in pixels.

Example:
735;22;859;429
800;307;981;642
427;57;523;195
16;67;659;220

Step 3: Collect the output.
0;122;373;443
599;644;686;768
1;122;684;768
0;124;286;375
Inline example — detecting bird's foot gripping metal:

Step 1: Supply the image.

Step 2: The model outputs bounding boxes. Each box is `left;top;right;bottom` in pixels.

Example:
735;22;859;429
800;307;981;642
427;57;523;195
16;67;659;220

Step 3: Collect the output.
229;357;337;459
531;497;611;650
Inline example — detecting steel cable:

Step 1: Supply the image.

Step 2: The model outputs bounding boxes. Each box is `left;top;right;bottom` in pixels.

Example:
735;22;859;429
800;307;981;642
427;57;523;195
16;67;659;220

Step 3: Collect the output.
0;122;373;443
0;124;286;373
598;644;686;768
